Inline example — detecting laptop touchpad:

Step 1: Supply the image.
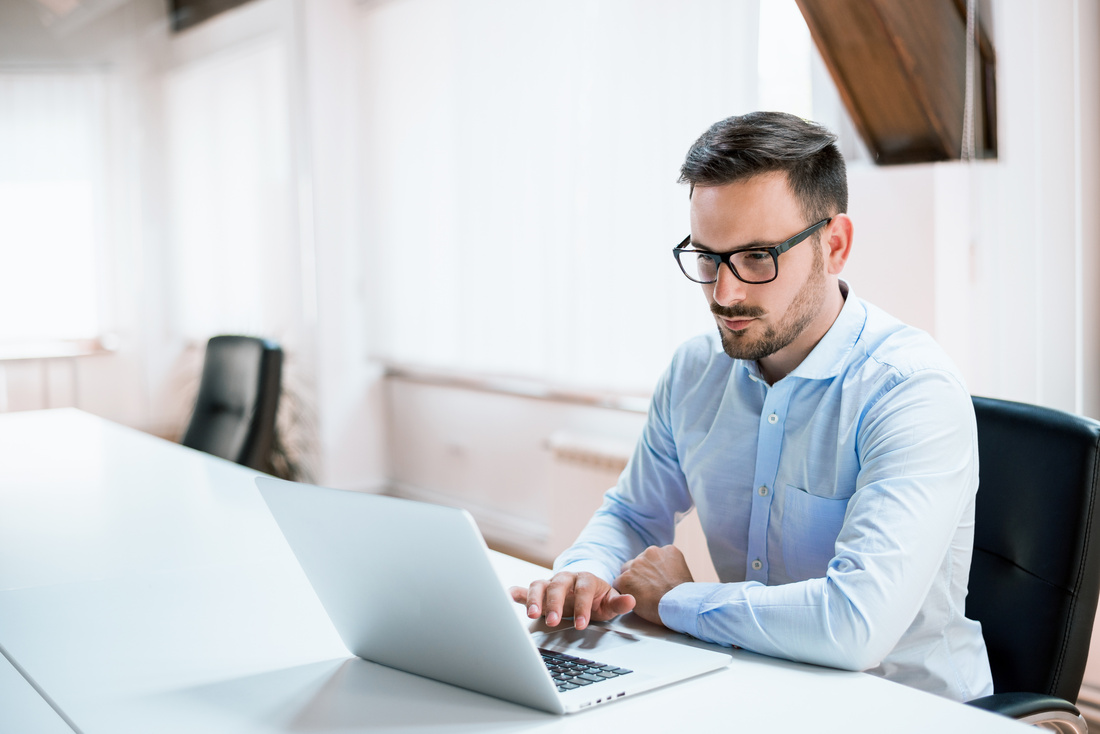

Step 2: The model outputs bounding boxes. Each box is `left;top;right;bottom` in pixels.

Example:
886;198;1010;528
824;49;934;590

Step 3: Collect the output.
530;624;639;656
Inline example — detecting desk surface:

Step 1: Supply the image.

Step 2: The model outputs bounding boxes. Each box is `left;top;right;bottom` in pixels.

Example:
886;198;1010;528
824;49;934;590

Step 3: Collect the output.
0;409;1029;733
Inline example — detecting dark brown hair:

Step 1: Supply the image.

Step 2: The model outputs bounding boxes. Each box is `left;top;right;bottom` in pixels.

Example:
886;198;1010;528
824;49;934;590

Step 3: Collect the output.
679;111;847;222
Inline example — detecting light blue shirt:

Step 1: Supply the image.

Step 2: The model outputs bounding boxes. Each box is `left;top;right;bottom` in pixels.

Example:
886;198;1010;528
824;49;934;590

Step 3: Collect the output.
556;285;994;701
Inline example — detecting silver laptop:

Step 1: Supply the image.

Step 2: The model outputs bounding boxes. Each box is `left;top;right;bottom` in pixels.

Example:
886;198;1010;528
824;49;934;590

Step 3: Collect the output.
256;476;732;714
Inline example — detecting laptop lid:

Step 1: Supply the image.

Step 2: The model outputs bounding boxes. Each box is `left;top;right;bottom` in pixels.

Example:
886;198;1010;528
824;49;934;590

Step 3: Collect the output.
256;477;730;714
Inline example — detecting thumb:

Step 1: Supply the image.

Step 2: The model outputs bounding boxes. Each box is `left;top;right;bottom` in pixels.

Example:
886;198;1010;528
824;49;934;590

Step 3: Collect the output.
606;590;636;615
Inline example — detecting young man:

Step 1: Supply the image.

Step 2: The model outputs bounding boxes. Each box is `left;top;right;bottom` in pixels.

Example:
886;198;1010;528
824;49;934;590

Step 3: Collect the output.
510;111;994;701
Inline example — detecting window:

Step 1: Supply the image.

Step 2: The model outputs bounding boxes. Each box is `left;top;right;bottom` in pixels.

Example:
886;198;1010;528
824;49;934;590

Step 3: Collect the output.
360;0;760;393
163;37;297;341
0;71;108;344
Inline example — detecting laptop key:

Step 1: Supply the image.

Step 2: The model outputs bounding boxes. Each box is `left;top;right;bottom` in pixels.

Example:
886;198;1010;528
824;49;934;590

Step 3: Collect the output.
539;648;629;690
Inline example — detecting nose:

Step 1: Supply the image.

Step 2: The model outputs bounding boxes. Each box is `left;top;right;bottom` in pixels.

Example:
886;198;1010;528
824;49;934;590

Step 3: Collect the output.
710;262;748;306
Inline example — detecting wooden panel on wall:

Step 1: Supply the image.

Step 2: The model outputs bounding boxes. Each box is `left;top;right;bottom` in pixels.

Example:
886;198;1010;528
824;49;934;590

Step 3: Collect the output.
170;0;254;33
796;0;996;164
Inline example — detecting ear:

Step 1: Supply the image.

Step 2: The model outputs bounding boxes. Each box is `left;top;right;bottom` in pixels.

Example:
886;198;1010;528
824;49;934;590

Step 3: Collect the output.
822;214;853;275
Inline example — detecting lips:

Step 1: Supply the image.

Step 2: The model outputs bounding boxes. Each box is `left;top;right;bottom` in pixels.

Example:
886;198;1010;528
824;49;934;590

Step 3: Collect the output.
721;317;755;332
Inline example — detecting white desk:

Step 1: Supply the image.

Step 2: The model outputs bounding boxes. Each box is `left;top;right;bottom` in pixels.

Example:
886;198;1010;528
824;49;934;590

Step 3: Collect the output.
0;409;1029;733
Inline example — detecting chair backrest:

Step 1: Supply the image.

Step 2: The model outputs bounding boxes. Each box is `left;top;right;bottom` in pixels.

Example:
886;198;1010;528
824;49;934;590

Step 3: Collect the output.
181;335;283;473
967;396;1100;701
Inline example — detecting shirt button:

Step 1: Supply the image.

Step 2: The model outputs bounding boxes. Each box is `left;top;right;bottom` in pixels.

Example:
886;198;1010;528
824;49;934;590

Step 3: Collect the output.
767;413;778;424
751;559;763;571
758;485;769;496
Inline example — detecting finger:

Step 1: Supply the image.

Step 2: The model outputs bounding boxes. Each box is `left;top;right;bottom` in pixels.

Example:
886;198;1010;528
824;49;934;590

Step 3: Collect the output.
508;586;528;604
543;573;576;627
524;579;549;619
571;574;601;630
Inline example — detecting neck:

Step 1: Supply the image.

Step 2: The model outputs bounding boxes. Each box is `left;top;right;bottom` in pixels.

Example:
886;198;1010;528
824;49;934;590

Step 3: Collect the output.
757;281;846;384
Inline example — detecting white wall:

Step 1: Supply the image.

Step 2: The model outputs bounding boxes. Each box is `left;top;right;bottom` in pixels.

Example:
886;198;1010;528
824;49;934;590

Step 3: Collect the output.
385;378;646;555
805;0;1100;421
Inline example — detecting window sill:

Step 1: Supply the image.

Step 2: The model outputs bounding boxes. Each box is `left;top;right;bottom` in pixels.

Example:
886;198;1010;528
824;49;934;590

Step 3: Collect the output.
381;361;651;414
0;338;115;362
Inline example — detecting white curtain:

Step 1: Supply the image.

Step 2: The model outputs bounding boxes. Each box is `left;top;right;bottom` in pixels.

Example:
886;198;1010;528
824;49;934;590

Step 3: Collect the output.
360;0;760;393
0;71;107;343
164;37;297;341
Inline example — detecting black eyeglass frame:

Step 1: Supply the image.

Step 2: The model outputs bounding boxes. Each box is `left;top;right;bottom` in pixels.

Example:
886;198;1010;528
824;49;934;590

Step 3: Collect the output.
672;217;833;285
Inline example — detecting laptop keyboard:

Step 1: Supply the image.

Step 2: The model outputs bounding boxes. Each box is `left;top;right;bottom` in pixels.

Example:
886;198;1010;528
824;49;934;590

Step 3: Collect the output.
539;648;634;692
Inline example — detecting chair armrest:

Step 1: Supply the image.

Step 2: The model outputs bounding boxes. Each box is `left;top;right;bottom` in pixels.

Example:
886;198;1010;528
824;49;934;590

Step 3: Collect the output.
967;692;1087;732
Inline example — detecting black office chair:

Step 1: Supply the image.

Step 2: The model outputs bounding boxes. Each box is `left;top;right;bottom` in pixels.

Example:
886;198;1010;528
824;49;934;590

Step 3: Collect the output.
965;396;1100;732
181;335;283;474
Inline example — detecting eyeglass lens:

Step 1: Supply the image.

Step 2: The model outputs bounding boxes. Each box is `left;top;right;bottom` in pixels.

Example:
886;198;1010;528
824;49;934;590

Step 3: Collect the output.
681;250;775;284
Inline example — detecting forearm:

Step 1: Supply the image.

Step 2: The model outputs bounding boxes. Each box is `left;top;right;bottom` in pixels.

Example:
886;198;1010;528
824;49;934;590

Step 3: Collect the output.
659;575;897;671
555;361;692;581
659;456;977;670
553;495;668;582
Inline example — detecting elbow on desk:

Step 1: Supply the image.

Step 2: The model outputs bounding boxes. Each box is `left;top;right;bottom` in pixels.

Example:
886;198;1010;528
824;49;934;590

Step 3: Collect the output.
786;633;893;673
727;610;895;672
805;605;900;672
811;641;890;673
735;624;890;672
799;574;914;673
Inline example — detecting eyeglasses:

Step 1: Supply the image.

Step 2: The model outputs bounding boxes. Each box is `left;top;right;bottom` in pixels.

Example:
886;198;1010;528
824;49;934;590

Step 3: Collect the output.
672;218;832;285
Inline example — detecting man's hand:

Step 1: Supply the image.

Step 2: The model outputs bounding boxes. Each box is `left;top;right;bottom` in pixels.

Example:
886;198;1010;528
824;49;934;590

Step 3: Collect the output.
509;571;636;630
614;545;694;626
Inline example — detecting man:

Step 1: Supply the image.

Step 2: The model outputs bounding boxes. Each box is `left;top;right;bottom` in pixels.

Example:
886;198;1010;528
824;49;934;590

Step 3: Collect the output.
510;111;993;702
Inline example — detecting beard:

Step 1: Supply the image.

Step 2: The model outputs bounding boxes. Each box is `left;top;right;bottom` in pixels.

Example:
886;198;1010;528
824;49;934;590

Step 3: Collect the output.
712;244;826;361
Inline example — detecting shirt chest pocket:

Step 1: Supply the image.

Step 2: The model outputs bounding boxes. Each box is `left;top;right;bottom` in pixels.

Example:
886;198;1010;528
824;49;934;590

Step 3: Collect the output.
781;486;850;581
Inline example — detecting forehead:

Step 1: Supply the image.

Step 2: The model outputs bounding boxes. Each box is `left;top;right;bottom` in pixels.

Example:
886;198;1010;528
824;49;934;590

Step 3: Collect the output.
689;171;804;246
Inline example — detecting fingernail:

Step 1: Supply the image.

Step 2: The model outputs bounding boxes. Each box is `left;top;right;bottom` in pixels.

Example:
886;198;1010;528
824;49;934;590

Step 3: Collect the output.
528;604;539;617
547;612;559;625
575;616;586;629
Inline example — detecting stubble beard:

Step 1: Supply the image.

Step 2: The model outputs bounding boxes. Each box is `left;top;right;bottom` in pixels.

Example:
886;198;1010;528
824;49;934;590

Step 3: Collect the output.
713;245;827;362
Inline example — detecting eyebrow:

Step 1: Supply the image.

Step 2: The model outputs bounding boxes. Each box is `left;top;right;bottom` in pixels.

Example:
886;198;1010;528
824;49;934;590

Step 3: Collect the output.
687;238;776;254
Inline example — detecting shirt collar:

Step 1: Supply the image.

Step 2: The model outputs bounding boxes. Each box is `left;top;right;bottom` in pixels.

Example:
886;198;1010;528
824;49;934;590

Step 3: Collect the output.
785;280;865;381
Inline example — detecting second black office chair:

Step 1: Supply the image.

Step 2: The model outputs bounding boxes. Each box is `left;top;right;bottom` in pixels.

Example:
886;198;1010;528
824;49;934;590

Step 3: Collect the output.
966;396;1100;733
182;335;283;474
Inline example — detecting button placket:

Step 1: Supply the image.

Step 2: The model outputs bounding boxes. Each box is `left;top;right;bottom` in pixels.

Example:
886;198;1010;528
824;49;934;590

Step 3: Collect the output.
745;384;792;583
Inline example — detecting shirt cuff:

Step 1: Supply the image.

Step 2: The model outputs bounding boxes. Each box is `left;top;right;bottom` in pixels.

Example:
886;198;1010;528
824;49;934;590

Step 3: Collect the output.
658;582;726;639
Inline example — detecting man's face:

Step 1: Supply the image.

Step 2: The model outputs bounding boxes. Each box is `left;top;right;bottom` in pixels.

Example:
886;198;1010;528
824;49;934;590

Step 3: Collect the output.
689;172;830;365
